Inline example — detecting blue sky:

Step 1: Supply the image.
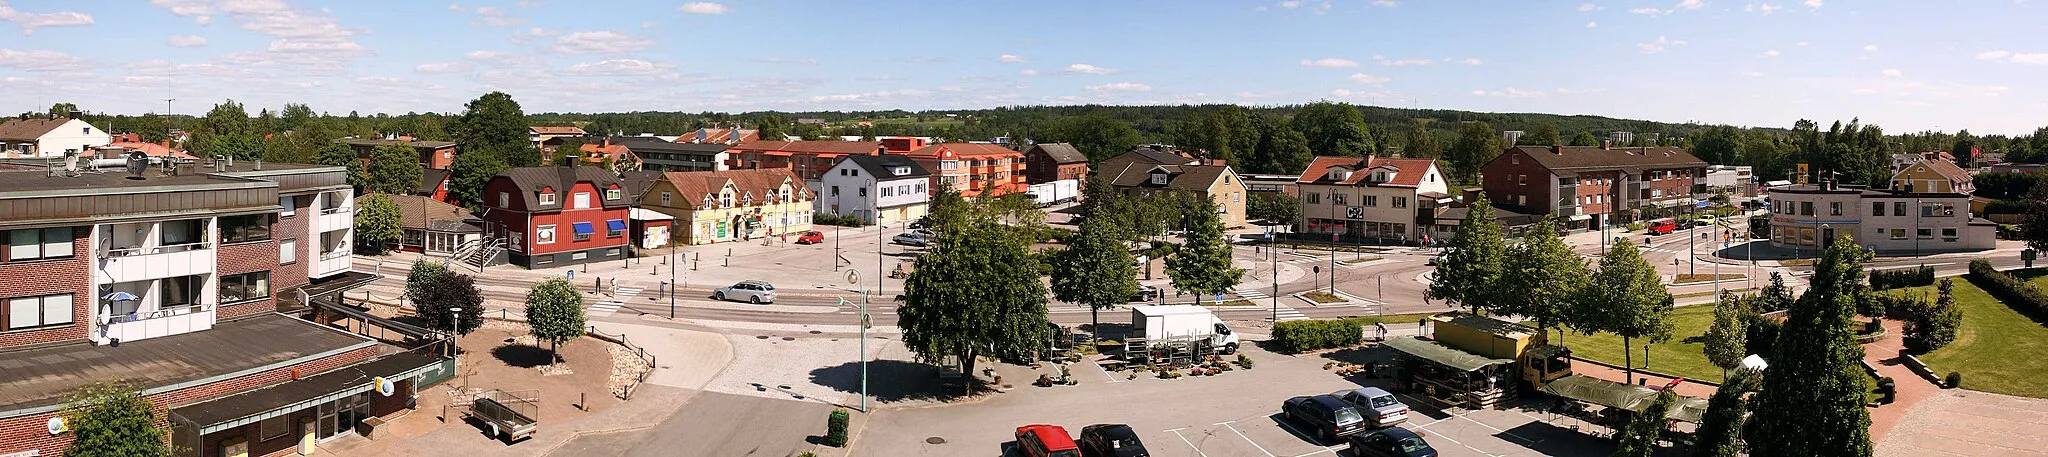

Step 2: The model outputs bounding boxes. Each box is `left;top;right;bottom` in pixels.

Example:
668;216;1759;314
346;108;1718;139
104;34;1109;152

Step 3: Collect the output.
0;0;2041;134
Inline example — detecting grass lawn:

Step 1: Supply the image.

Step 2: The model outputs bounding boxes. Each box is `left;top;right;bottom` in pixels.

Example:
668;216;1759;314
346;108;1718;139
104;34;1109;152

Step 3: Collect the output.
1303;292;1347;303
1215;299;1259;307
1914;271;2048;398
1673;273;1745;283
1348;312;1440;326
1549;305;1725;383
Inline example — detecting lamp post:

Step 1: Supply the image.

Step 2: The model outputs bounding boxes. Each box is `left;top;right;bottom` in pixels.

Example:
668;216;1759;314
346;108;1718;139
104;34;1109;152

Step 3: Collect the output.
844;270;869;412
448;307;462;359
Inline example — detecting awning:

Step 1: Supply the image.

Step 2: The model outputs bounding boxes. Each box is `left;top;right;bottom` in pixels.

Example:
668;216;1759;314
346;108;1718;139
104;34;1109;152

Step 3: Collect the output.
572;221;595;235
1538;375;1709;423
606;219;627;231
1381;336;1514;372
171;352;444;435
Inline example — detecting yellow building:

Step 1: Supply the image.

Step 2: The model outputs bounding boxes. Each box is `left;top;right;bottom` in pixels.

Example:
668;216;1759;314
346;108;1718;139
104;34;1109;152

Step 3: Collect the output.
1890;158;1972;194
638;168;815;245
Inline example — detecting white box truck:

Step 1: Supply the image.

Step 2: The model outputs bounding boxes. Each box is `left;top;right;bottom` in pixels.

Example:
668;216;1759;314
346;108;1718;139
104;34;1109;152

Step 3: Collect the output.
1129;304;1240;354
1026;179;1080;207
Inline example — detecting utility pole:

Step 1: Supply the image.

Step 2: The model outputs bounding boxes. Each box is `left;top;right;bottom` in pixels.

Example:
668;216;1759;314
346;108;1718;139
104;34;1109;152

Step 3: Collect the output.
1270;226;1278;322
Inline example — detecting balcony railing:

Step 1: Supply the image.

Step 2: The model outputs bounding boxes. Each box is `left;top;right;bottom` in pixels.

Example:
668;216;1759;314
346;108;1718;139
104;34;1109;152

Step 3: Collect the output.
102;240;210;257
320;248;350;260
101;303;213;325
320;206;352;215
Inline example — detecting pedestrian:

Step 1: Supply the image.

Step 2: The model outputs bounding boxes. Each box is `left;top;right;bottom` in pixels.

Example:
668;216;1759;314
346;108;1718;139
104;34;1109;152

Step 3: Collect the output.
1376;322;1388;340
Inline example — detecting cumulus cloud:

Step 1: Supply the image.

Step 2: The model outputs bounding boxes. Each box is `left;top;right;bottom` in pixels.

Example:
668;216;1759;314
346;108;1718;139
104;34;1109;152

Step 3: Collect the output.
1803;0;1821;7
1586;21;1597;28
1745;2;1783;13
1637;36;1687;53
2011;53;2048;65
0;48;89;73
1976;50;2011;60
552;30;654;53
149;0;366;70
0;1;93;35
565;59;668;75
1863;44;1878;52
1630;7;1663;14
1373;55;1432;66
1881;68;1902;77
1761;49;1780;57
1371;0;1398;6
167;34;209;47
1020;68;1039;76
415;62;471;74
1087;82;1152;92
999;54;1025;63
1065;63;1116;75
1674;0;1706;10
1348;73;1391;84
679;2;729;14
1459;58;1483;65
1472;87;1547;98
470;6;524;26
1579;3;1599;11
1300;58;1359;68
1741;71;1764;77
1280;0;1302;8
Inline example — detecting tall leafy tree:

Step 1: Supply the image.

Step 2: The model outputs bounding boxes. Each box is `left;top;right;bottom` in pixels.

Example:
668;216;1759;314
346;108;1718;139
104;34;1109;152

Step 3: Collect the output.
1747;236;1874;457
524;277;587;367
1050;216;1139;341
2023;178;2048;253
1583;238;1673;383
1695;372;1760;457
417;270;485;336
1247;193;1302;225
448;150;508;207
1528;123;1562;147
1692;126;1743;165
364;144;424;196
405;260;449;306
315;141;368;192
1612;389;1678;457
897;187;1055;391
755;114;786;140
1446;120;1502;183
1502;216;1588;335
1426;193;1509;314
47;102;79;117
1252;122;1314;174
280;103;315;132
353;194;402;254
1702;291;1751;377
1044;111;1145;161
1166;197;1245;303
1180;106;1260;163
1569;131;1600;147
61;382;172;457
1290;102;1375;156
1401;120;1443;158
451;92;529;159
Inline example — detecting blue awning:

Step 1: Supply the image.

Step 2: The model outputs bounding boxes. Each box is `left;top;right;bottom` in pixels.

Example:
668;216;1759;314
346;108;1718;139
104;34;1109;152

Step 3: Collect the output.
571;222;595;235
606;219;627;231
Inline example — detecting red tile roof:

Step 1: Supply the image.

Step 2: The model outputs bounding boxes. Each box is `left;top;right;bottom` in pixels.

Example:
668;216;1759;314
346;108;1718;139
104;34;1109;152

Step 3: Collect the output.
579;143;633;163
96;142;195;160
1295;155;1439;187
530;126;586;135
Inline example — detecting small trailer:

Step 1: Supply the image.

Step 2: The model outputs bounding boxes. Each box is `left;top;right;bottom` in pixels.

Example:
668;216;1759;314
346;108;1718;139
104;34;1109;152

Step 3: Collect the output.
462;389;538;443
1026;179;1080;207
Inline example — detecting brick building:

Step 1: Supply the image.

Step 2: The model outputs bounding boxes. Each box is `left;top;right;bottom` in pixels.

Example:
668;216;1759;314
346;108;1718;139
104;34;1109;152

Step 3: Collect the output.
1480;144;1708;230
335;137;459;170
477;166;634;268
1021;143;1088;185
905;143;1028;197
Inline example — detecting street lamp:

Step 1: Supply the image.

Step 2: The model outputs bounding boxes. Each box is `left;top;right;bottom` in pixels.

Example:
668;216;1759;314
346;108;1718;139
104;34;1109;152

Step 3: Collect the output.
844;270;870;413
448;307;462;359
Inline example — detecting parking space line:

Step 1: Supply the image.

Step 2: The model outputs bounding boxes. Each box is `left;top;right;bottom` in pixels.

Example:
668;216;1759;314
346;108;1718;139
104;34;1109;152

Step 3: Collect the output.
1164;428;1210;457
1409;421;1497;457
1266;417;1339;456
1220;422;1276;457
1449;410;1538;445
1091;359;1126;383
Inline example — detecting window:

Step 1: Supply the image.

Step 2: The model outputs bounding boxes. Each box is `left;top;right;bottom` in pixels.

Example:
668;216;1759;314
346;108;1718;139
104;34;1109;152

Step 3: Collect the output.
1517;174;1527;186
1829;202;1842;216
915;183;926;193
605;188;622;200
830;186;839;196
573;192;591;209
1511;155;1520;164
259;415;290;442
1917;228;1933;239
1891;228;1907;240
7;228;72;261
499;192;510;208
571;252;588;260
1800;201;1813;216
721;192;734;207
280;239;296;264
1872;202;1885;216
1942;228;1958;241
537;225;556;244
857;188;867;197
1306;193;1320;204
606;220;624;238
660;191;671;206
881;187;892;197
535;254;554;265
1151;173;1168;185
1392;196;1408;209
219;272;271;304
606;248;622;256
1363;195;1377;207
280;196;296;217
220;215;271;243
538;192;556;206
4;294;71;330
1332;192;1347;205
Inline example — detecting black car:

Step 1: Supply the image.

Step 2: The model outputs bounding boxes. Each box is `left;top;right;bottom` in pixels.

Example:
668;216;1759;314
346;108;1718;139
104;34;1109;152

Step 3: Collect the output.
1282;395;1368;441
1347;427;1436;457
1078;424;1149;457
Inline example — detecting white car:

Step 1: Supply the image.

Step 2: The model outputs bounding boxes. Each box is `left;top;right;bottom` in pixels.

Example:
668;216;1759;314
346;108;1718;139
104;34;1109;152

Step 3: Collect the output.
713;280;777;304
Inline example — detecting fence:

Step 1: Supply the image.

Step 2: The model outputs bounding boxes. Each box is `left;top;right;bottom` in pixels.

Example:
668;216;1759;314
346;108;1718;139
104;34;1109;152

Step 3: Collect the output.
586;325;657;400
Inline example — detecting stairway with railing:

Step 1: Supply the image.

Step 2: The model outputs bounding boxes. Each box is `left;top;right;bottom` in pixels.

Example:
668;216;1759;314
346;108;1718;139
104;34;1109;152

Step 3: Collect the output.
445;237;506;271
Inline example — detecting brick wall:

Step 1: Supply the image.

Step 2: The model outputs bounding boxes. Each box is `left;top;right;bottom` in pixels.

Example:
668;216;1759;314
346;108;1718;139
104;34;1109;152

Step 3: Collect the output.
0;344;377;456
0;226;92;348
216;214;284;320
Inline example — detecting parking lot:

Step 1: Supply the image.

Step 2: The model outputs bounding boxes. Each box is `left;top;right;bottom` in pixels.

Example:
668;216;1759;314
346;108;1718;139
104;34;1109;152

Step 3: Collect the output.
856;342;1621;456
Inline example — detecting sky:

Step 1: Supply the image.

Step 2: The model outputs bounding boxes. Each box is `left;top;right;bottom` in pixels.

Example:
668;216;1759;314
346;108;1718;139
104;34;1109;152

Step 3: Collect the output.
0;0;2042;134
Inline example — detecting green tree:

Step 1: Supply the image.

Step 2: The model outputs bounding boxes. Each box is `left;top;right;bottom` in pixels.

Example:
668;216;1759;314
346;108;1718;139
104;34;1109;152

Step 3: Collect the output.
1252;123;1314;174
1402;120;1444;159
1528;123;1562;147
1044;111;1145;161
1703;291;1751;376
1427;193;1509;314
405;260;449;306
1290;101;1375;156
1569;131;1600;147
1584;238;1674;384
280;103;315;132
1247;193;1302;225
1050;216;1139;341
1446;121;1502;183
1693;126;1742;165
47;102;79;117
1904;279;1962;353
896;187;1055;391
1166;197;1245;302
447;150;508;207
364;144;423;196
1502;216;1588;334
1180;106;1260;162
1695;371;1759;457
1753;271;1795;313
315;142;368;192
61;382;172;457
755;114;786;140
417;269;485;336
1612;389;1678;457
451;92;529;159
1746;236;1874;457
353;194;402;254
524;277;587;366
2023;178;2048;253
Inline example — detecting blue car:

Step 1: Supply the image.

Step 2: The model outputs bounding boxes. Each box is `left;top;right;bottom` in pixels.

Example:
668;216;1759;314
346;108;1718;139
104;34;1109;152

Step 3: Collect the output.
1347;427;1436;457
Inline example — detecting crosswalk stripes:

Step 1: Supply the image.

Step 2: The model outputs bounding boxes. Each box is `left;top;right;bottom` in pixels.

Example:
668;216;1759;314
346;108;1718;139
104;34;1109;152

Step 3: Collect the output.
1272;305;1308;322
1233;288;1270;299
586;300;623;316
613;286;644;298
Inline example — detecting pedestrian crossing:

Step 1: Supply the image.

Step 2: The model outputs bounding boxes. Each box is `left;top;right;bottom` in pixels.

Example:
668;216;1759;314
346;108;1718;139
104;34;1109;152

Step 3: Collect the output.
587;286;643;316
1233;288;1271;299
1272;305;1308;321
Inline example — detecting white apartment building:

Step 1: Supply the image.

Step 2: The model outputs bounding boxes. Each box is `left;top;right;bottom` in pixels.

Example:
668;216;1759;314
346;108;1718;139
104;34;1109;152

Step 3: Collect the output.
0;113;111;158
1766;181;1994;254
1295;156;1450;241
815;154;932;226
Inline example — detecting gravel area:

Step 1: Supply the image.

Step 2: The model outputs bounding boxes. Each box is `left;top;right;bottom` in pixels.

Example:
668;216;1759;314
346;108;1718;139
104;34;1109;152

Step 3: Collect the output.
605;342;653;398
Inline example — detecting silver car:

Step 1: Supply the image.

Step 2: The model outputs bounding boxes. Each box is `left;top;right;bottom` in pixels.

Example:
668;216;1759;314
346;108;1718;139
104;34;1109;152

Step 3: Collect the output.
1333;387;1410;428
713;280;777;304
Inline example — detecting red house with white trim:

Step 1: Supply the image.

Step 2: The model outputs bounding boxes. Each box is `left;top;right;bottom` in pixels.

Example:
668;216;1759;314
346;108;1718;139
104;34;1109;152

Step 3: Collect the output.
477;166;632;269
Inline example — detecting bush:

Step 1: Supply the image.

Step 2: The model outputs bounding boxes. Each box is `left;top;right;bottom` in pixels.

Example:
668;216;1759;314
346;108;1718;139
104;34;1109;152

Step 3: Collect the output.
813;213;870;227
824;408;850;447
1965;259;2048;317
1869;265;1935;290
1271;319;1365;353
1625;221;1646;232
1945;371;1963;389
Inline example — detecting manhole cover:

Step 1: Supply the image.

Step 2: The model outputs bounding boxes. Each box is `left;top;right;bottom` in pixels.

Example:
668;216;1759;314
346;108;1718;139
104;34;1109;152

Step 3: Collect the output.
809;330;822;334
778;385;791;390
926;437;947;444
782;337;795;341
756;335;769;339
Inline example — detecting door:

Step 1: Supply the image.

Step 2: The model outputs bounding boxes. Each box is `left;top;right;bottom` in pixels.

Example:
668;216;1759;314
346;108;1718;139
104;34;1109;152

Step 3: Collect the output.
299;417;316;455
1821;227;1836;248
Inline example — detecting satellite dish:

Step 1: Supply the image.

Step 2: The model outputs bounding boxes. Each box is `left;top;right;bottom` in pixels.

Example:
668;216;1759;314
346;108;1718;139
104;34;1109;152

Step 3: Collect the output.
372;377;395;397
48;417;65;435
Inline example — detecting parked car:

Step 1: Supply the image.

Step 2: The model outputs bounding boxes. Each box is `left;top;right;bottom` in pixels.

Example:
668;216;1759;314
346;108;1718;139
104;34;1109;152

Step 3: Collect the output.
1282;395;1368;441
891;233;930;247
712;280;776;304
908;216;930;230
1646;218;1679;235
1078;424;1150;457
1346;427;1437;457
794;230;824;244
1128;285;1160;302
1332;387;1409;428
1014;424;1081;457
1425;255;1443;266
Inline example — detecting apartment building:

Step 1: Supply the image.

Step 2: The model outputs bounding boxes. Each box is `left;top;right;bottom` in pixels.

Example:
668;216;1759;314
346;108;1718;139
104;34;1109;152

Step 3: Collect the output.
1022;143;1089;185
1765;180;1995;253
814;154;931;226
1295;156;1450;241
335;137;459;170
640;168;815;245
1481;144;1708;231
1097;146;1249;228
906;143;1028;197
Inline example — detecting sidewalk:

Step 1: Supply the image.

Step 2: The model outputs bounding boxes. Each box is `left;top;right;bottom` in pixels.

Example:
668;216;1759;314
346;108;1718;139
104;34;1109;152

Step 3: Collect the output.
1862;319;1941;442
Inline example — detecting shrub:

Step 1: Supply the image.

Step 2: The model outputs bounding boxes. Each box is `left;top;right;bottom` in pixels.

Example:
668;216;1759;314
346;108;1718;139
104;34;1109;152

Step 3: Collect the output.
824;408;850;447
1625;221;1645;232
813;213;870;227
1235;353;1254;368
1869;265;1935;290
1271;319;1365;353
1965;259;2048;317
1945;371;1963;389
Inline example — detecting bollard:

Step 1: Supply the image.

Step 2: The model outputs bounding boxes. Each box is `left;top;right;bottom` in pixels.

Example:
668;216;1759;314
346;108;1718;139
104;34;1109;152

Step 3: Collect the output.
651;265;657;276
723;257;728;267
580;392;588;411
727;248;733;257
693;259;698;271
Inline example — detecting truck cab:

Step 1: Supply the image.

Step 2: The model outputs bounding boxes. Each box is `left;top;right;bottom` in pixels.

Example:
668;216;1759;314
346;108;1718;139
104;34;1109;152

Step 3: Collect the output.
1519;343;1574;389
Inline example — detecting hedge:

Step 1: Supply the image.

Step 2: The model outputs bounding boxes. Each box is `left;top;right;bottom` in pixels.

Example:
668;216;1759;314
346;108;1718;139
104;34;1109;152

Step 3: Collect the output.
1870;265;1935;290
1271;319;1364;353
813;213;870;227
824;408;850;447
1966;259;2048;316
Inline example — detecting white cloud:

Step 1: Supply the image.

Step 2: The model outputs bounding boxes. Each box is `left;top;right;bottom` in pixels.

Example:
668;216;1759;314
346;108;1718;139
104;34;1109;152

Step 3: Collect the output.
1579;3;1599;11
1348;73;1392;84
1330;89;1397;99
447;3;462;12
1976;50;2012;60
2011;53;2048;65
1459;58;1483;65
354;76;406;86
148;0;365;70
1744;2;1784;13
999;54;1025;63
1630;7;1664;14
1761;49;1780;57
0;2;94;35
1065;63;1117;75
470;6;524;26
1087;82;1152;92
167;34;209;47
552;30;654;53
1803;0;1822;7
1374;56;1432;66
565;59;667;76
1586;21;1597;28
1371;0;1398;6
1881;68;1902;77
1637;36;1687;53
415;62;471;74
1280;0;1302;8
756;57;819;66
1863;44;1878;52
1300;58;1359;68
1674;0;1706;10
1741;71;1764;77
0;48;89;73
678;2;729;14
1473;87;1547;98
1796;41;1810;46
1019;68;1039;76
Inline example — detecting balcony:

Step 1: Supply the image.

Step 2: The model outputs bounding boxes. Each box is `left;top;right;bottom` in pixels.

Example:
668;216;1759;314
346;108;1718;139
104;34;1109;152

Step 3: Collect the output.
101;303;216;343
98;221;215;282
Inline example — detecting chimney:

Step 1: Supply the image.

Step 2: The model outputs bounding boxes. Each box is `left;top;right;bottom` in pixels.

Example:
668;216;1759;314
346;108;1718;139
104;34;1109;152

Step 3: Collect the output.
253;158;262;170
1602;140;1611;151
1551;145;1562;155
67;111;81;120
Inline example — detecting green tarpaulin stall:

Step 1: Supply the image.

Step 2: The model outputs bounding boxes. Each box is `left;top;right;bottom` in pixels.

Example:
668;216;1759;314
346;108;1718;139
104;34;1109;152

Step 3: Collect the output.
1381;336;1515;372
1538;375;1708;423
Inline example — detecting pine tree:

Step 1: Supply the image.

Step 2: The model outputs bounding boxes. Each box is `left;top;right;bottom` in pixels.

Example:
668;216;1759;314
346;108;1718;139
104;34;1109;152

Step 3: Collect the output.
1501;216;1588;335
1612;389;1678;457
1695;371;1759;457
1427;193;1509;314
1746;236;1874;457
1166;197;1245;303
1584;238;1674;383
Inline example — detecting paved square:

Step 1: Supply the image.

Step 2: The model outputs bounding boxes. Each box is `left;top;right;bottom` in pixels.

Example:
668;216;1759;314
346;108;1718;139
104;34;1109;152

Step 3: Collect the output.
1881;390;2048;457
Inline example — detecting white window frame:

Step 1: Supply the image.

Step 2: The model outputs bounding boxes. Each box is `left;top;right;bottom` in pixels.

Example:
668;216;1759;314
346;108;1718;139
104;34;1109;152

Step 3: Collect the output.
279;196;296;217
605;189;623;201
538;192;556;206
5;293;72;330
537;225;557;244
280;239;297;264
573;192;591;209
7;228;73;262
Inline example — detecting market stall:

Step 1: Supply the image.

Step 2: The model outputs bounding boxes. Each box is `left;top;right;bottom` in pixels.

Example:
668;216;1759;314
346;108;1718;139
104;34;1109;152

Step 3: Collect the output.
1381;336;1517;409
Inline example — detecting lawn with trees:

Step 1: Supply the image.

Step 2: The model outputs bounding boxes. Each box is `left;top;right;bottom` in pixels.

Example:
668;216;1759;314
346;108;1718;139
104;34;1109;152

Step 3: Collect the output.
1915;269;2048;397
1549;304;1724;383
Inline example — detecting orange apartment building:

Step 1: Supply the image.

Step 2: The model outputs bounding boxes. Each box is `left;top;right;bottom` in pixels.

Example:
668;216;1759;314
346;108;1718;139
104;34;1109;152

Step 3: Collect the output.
905;143;1028;197
725;139;924;180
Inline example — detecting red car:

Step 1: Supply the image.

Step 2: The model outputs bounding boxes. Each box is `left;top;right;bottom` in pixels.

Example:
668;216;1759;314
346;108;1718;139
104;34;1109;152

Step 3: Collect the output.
794;230;824;244
1015;424;1080;457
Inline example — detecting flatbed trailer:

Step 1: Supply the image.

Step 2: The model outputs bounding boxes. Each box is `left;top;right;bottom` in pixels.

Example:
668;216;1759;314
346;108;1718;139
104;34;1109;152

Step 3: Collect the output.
463;389;538;443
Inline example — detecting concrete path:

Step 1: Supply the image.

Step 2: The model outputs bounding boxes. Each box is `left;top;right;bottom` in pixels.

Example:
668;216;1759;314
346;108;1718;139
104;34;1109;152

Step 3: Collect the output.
1863;319;1942;443
589;320;735;390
